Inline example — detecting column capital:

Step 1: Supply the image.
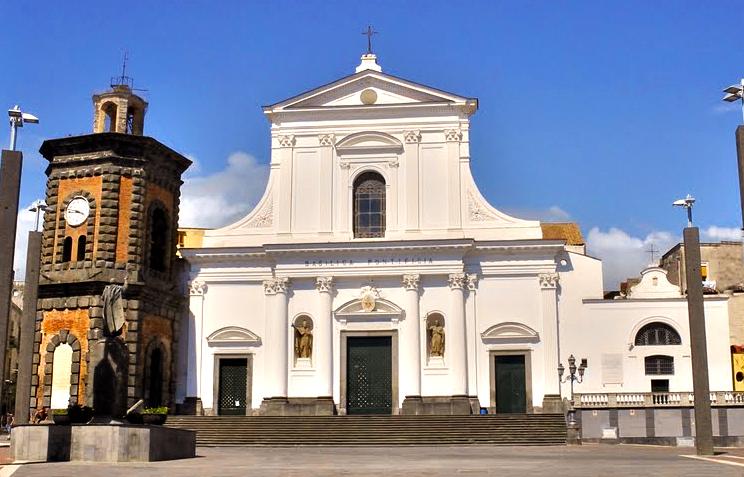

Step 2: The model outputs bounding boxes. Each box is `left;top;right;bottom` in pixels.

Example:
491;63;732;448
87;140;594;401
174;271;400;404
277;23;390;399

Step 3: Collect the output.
402;274;420;291
264;277;292;295
444;129;462;142
318;134;336;146
189;280;207;296
315;276;335;293
277;135;296;148
539;273;559;289
448;273;467;290
404;130;421;144
466;273;478;291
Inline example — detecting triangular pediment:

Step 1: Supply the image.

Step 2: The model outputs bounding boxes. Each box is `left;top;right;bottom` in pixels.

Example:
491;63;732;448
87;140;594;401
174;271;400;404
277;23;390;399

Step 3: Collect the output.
265;70;474;111
207;326;261;347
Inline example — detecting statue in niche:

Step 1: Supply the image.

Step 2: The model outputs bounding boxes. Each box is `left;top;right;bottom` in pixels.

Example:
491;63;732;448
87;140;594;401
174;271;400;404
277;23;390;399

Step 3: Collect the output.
429;318;445;357
293;319;313;359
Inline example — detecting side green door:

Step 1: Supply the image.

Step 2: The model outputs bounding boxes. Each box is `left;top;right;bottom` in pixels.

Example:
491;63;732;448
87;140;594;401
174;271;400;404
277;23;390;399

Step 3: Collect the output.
218;358;247;416
495;355;527;414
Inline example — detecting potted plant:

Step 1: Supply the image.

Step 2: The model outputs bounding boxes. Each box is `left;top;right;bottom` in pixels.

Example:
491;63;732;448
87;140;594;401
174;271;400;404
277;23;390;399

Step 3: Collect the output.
51;408;70;425
141;406;168;425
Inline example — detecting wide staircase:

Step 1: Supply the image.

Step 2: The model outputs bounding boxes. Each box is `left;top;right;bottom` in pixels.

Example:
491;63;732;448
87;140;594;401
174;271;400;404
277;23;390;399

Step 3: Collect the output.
166;414;567;446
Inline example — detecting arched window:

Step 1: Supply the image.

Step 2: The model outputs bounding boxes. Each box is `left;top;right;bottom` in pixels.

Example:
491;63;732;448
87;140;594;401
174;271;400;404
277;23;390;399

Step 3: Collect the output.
149;207;169;272
645;355;674;375
102;102;117;132
353;171;386;238
634;323;681;346
76;235;87;261
50;343;73;409
62;236;73;262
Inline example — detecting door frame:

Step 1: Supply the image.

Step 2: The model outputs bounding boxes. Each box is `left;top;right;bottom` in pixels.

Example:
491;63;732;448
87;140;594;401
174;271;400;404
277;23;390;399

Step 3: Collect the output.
212;353;253;416
489;350;532;414
340;330;399;415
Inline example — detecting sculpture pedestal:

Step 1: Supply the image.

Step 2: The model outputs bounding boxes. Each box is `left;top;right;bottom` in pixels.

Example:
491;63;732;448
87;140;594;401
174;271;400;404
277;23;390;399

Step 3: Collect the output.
260;396;336;416
401;395;477;415
11;424;196;462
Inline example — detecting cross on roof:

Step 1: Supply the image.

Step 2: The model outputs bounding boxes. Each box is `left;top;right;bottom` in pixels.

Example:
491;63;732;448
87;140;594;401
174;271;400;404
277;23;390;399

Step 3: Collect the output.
646;243;660;264
362;25;378;55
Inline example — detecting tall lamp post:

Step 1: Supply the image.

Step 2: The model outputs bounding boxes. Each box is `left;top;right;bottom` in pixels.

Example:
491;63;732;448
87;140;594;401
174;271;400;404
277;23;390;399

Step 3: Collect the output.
0;105;38;417
722;80;744;264
558;354;586;428
673;195;714;456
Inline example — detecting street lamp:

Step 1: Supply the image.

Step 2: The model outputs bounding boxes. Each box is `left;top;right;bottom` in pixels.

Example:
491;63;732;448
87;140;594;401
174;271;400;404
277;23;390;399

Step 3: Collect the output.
7;106;39;151
723;79;744;124
28;200;47;232
558;354;586;427
673;194;714;456
673;194;695;227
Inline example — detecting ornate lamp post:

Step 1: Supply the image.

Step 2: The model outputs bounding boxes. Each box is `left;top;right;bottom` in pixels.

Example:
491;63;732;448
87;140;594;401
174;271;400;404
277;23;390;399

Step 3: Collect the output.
558;354;586;427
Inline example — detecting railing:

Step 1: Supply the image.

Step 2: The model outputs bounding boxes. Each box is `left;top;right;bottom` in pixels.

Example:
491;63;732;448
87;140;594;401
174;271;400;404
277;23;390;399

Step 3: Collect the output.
572;391;744;408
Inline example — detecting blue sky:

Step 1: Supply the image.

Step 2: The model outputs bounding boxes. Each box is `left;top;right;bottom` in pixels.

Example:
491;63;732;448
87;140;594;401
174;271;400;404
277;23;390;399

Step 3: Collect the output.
1;0;743;287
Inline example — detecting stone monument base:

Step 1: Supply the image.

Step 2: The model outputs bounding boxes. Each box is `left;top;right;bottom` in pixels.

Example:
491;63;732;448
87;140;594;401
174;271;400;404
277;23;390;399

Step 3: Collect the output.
541;394;563;414
11;424;196;462
401;395;478;415
260;396;336;416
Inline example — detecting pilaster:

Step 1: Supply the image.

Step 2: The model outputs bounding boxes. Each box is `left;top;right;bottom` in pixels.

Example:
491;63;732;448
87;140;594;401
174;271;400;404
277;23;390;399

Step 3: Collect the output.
276;135;295;234
445;129;463;229
315;276;334;397
401;274;421;403
448;273;467;396
539;272;562;413
403;130;421;231
318;135;335;233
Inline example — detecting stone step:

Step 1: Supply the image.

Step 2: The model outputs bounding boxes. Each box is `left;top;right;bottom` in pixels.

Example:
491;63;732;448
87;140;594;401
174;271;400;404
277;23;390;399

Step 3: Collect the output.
166;414;567;446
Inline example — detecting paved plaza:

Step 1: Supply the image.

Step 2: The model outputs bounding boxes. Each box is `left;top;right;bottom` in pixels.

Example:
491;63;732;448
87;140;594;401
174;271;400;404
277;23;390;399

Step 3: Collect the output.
3;444;744;476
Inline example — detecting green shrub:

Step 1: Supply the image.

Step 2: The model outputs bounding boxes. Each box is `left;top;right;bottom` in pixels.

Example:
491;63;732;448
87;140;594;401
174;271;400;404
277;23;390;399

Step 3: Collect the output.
51;408;68;415
142;406;168;415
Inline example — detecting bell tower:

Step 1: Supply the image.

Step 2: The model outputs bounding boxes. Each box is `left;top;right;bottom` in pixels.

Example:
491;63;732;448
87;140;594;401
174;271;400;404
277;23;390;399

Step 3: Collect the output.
30;73;190;419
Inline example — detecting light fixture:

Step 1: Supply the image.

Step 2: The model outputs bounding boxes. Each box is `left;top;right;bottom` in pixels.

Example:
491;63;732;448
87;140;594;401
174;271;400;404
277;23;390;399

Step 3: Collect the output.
673;194;696;227
7;105;39;151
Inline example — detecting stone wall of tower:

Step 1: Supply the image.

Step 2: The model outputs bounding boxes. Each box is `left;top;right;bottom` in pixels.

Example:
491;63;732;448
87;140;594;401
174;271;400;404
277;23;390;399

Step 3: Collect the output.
29;134;190;417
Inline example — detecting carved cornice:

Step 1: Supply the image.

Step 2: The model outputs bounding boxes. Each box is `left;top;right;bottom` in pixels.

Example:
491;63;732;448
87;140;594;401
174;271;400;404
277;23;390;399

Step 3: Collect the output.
539;273;559;289
189;281;207;296
404;130;421;144
402;274;420;291
263;277;292;295
466;273;478;291
444;129;462;142
277;135;296;148
318;134;336;147
448;273;467;290
315;276;335;293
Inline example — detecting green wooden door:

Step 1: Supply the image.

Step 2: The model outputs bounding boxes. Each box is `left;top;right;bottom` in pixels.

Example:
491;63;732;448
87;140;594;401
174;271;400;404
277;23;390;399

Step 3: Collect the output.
495;355;527;414
347;337;392;414
218;358;247;415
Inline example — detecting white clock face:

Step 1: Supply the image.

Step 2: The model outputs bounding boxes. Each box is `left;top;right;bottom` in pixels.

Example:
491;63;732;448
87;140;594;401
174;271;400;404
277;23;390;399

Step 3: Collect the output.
64;197;90;227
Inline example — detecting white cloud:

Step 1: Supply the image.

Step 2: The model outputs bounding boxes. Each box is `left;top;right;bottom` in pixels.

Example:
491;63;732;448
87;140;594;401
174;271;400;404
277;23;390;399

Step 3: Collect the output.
13;202;41;279
179;151;269;228
702;225;741;242
586;227;679;291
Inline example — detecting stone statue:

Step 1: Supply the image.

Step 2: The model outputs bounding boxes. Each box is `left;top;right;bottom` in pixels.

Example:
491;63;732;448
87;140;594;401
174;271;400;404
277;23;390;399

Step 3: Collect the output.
429;319;445;357
293;319;313;359
102;280;127;336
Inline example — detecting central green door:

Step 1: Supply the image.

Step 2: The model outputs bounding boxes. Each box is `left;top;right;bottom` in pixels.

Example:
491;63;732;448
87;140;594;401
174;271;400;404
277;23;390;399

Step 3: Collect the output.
495;355;527;413
346;337;392;414
218;358;247;415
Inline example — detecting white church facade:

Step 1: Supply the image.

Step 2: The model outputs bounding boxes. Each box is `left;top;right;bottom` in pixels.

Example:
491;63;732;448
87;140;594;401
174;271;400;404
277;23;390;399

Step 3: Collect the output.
177;54;732;416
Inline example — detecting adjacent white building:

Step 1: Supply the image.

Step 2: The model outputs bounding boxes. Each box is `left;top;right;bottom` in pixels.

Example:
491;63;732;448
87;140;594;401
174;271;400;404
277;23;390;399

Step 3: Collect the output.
177;54;732;416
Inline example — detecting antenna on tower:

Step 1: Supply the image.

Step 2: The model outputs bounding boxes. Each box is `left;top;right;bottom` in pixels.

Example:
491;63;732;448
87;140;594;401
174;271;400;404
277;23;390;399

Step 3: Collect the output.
111;50;134;89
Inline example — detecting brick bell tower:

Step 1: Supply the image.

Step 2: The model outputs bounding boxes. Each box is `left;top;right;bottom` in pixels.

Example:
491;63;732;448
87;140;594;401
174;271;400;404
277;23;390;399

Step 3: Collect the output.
32;76;190;418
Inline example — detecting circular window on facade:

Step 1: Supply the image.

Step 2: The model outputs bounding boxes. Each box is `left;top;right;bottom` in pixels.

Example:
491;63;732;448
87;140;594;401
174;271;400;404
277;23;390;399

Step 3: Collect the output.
360;89;378;105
